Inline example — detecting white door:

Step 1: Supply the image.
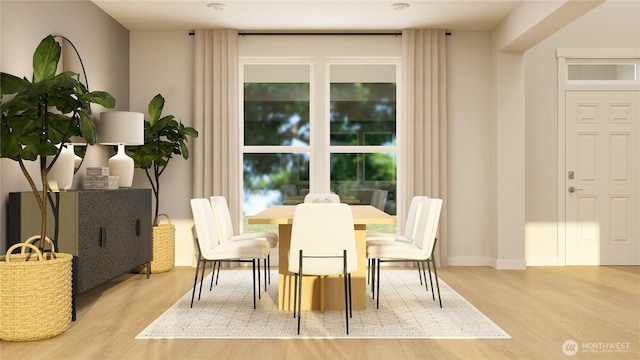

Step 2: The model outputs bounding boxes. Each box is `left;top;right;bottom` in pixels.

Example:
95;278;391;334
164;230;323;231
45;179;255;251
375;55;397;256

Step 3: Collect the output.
566;91;640;265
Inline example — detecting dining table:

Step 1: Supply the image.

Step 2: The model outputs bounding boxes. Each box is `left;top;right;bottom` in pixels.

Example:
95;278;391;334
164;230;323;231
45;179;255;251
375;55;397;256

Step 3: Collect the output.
248;204;396;311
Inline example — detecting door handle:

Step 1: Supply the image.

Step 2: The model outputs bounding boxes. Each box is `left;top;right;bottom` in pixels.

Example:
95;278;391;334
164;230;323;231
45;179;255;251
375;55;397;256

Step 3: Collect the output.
568;186;583;193
100;226;107;247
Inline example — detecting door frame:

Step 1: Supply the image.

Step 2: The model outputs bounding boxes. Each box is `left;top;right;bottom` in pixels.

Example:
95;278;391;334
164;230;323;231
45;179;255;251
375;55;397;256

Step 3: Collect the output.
557;48;640;265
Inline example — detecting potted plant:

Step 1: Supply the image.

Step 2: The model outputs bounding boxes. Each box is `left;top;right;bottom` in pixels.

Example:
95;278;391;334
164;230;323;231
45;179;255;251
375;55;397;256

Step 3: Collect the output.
0;35;115;341
127;94;198;273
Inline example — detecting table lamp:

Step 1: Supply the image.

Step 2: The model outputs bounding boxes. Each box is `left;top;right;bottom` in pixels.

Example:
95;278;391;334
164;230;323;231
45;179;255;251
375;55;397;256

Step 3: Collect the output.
47;143;75;191
98;111;144;187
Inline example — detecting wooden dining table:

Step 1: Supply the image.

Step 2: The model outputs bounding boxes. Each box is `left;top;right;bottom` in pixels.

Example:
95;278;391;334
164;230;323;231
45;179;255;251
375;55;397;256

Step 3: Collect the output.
248;205;396;311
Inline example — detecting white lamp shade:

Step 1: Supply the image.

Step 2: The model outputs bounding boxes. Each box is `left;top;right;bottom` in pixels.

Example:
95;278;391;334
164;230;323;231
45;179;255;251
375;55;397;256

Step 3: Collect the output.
98;111;144;188
98;111;144;145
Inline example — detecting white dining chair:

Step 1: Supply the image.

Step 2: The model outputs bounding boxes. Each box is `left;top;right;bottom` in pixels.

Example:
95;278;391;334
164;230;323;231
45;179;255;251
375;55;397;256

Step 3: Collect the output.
190;198;270;309
366;195;428;243
289;203;358;335
370;189;388;211
367;198;444;309
210;196;278;287
365;195;428;286
303;192;340;203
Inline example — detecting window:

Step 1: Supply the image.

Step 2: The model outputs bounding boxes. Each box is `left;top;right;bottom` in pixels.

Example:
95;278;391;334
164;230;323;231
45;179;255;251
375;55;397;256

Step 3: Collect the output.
240;35;401;233
567;61;638;83
242;62;311;217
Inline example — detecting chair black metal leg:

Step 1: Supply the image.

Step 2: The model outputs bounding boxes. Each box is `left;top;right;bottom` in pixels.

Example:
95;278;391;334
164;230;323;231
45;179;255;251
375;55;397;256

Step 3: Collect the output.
190;256;202;308
297;250;303;335
430;257;442;308
210;261;219;291
376;259;381;309
252;260;257;309
343;274;349;335
420;261;429;292
348;273;353;318
293;272;298;318
264;258;268;292
416;261;422;285
267;254;271;284
343;249;349;335
426;260;435;301
371;258;376;298
198;259;207;301
215;261;221;285
209;261;215;290
257;259;261;300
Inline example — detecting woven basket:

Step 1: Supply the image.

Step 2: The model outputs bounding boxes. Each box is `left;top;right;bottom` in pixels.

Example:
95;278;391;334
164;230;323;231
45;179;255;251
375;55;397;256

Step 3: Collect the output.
149;213;175;273
0;236;73;341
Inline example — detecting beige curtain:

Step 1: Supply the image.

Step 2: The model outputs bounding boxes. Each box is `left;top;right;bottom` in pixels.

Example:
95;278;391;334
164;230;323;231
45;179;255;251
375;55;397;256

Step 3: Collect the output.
192;29;242;230
401;29;448;266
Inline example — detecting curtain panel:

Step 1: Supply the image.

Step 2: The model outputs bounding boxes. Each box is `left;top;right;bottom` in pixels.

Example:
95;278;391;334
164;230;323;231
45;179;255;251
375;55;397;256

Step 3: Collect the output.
401;29;449;266
193;29;242;231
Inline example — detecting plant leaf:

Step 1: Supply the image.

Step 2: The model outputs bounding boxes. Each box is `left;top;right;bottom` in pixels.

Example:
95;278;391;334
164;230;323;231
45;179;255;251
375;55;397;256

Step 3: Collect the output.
0;73;30;96
32;35;61;82
79;111;97;145
148;94;164;126
86;91;116;109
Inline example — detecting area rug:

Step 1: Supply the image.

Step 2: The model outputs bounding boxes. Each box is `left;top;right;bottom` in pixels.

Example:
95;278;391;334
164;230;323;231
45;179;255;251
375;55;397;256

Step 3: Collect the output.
136;270;511;339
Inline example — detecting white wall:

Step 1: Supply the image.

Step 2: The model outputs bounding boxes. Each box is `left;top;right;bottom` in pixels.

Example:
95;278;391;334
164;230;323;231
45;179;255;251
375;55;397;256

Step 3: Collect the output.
129;31;196;266
446;32;494;265
0;0;130;253
524;0;640;265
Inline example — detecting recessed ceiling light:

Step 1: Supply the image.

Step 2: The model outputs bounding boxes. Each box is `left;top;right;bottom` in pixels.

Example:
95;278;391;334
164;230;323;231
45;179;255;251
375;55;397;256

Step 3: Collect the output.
391;3;410;11
207;3;225;10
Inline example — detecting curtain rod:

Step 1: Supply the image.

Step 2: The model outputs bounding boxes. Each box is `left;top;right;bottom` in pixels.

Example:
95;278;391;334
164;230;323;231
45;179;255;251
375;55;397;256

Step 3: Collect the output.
240;32;402;36
188;31;451;36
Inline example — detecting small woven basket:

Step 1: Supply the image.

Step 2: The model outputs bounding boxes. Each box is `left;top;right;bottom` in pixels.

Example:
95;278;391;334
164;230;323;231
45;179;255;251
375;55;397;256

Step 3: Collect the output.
149;213;175;273
0;236;73;342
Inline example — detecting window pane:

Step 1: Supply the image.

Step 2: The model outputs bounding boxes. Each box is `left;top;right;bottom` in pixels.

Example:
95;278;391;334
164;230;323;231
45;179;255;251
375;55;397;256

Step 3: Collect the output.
568;64;636;81
330;83;396;146
330;153;396;214
243;153;310;215
330;64;396;146
244;83;310;146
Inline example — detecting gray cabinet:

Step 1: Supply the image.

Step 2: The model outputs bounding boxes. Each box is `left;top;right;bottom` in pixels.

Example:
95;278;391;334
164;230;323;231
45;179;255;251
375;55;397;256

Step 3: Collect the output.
7;189;152;293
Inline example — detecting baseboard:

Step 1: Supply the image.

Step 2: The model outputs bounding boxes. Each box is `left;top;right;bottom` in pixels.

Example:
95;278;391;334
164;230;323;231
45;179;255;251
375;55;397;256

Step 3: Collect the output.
447;256;493;266
526;257;563;266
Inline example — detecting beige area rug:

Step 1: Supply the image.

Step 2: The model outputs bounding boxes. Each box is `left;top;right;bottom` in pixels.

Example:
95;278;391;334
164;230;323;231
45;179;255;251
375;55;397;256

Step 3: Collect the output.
136;269;511;339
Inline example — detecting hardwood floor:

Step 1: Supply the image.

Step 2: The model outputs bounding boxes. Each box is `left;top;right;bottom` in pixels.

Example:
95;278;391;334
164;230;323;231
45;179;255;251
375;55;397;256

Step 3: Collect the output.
1;266;638;359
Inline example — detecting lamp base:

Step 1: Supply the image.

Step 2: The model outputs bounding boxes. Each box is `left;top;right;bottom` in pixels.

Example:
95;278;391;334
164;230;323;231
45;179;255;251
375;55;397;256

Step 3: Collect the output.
47;144;75;191
108;144;134;188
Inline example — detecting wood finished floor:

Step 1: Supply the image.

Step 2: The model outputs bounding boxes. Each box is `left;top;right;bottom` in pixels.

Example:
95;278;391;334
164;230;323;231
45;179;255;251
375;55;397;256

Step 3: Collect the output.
0;265;638;360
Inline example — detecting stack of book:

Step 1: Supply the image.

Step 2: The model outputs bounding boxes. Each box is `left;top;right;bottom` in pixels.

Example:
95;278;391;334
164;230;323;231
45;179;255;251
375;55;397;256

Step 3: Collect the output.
83;167;119;190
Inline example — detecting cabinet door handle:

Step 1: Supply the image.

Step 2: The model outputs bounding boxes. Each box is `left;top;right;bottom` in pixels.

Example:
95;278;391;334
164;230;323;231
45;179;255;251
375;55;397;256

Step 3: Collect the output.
136;219;141;236
100;227;107;247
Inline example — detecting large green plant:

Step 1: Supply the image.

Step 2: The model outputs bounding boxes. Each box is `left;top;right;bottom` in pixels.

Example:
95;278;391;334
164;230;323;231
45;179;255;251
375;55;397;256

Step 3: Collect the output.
127;94;198;225
1;35;115;245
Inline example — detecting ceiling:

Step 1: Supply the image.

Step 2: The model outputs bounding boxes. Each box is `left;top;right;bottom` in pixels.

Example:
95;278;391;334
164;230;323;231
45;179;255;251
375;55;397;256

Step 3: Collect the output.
91;0;524;32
